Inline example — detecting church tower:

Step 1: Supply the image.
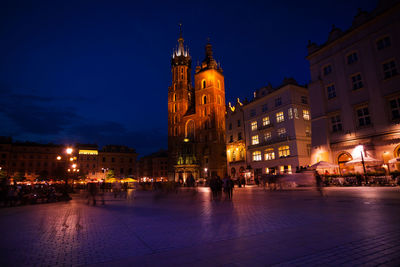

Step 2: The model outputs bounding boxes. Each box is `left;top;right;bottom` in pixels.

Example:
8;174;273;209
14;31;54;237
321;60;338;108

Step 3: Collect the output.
168;27;226;182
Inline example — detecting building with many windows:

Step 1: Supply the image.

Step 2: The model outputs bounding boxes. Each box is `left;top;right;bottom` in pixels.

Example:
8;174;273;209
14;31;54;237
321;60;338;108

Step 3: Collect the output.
226;99;247;179
136;150;168;181
0;137;137;180
307;0;400;173
226;79;311;181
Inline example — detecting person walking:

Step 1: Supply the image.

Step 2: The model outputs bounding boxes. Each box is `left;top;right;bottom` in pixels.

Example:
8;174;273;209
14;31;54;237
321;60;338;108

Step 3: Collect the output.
223;175;234;200
315;170;324;196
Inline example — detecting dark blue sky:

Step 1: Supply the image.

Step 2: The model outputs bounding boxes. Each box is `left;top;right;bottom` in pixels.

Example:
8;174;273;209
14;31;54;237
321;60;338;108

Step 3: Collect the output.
0;0;377;156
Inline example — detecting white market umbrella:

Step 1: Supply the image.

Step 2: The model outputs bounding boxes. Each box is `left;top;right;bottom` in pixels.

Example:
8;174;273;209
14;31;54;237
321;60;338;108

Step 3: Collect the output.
344;156;382;165
310;161;339;169
388;157;400;164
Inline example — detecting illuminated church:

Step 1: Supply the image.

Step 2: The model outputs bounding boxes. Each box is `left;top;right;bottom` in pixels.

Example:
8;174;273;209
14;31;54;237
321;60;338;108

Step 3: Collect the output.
168;28;226;181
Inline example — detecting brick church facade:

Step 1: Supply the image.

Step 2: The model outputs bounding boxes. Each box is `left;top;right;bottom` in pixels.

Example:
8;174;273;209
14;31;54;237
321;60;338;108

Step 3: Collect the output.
168;30;226;181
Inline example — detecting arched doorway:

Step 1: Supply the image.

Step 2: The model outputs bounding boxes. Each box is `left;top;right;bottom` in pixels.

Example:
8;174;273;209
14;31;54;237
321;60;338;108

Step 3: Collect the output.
337;152;353;175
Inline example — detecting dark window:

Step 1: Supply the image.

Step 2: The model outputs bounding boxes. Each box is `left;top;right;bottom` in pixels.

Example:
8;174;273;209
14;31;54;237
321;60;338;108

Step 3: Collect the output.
275;97;282;107
323;65;332;75
228;123;232;130
351;74;363;90
331;115;342;132
262;104;268;112
390;98;400;120
1;154;6;159
111;157;115;163
229;135;233;142
357;107;371;127
326;84;336;99
102;157;106;162
237;120;241;127
347;52;358;64
377;36;391;50
250;109;256;117
383;60;398;80
238;132;242;140
301;96;308;104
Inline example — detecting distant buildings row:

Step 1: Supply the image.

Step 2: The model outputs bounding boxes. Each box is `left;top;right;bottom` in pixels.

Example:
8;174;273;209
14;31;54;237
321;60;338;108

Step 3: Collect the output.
0;137;137;180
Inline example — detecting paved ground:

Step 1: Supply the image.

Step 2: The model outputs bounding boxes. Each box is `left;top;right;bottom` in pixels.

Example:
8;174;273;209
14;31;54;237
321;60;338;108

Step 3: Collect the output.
1;186;400;267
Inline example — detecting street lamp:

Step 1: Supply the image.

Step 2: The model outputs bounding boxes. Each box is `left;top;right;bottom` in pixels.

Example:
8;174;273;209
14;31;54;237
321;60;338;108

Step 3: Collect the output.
66;148;73;154
204;168;208;178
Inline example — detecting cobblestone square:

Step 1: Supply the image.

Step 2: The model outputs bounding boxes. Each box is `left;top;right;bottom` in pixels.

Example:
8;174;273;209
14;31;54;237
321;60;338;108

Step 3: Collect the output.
1;187;400;266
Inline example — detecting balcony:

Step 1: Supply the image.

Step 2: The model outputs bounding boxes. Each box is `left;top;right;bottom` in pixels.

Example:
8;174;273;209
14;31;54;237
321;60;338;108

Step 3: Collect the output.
257;123;274;131
248;135;292;149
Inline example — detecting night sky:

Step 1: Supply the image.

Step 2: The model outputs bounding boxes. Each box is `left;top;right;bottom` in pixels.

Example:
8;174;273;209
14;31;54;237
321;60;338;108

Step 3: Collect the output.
0;0;377;156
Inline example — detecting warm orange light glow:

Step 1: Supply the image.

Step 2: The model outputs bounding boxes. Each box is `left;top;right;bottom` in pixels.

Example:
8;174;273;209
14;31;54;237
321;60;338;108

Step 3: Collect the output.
72;164;77;168
56;156;61;160
66;148;73;154
69;157;74;161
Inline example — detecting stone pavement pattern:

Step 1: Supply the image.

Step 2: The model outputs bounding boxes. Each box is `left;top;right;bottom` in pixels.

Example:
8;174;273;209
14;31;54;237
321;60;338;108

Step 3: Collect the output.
0;187;400;266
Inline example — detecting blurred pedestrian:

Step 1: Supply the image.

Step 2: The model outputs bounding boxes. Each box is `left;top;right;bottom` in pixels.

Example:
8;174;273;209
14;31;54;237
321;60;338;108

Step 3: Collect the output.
315;170;324;196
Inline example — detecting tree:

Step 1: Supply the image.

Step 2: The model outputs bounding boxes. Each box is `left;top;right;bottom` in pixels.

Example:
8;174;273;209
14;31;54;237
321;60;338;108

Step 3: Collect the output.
106;170;115;179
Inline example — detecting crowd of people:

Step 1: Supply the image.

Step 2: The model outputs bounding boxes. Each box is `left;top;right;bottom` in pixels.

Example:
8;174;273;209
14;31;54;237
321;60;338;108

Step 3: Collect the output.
0;181;70;207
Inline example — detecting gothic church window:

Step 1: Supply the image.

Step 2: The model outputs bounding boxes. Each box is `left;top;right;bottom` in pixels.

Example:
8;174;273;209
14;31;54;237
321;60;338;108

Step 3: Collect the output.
202;79;206;89
203;95;207;104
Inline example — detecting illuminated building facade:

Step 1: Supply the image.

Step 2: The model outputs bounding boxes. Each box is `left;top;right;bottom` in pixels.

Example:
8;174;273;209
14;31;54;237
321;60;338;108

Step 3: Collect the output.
137;150;168;181
238;79;311;179
168;29;226;181
0;137;137;180
226;99;247;179
307;1;400;173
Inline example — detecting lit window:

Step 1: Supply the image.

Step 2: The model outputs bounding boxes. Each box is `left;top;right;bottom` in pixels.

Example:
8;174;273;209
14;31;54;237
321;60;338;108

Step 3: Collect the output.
347;52;358;64
305;126;311;137
383;60;398;80
294;108;299;119
351;73;363;90
252;151;262;161
278;146;290;157
251;135;259;145
389;97;400;120
276;112;284;123
323;65;332;75
303;109;310;120
356;106;371;127
277;128;286;138
202;79;206;88
326;84;336;99
275;97;282;107
262;116;270;126
288;108;293;119
264;148;275;160
251;121;258;131
377;36;391;50
264;132;271;141
331;115;342;132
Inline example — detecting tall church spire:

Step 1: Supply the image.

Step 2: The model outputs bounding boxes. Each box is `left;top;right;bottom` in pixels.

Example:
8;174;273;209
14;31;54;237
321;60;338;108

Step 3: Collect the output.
173;23;190;59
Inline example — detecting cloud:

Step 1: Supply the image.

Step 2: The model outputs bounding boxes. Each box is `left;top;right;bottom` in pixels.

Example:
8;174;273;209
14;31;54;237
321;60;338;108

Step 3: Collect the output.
0;88;166;155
